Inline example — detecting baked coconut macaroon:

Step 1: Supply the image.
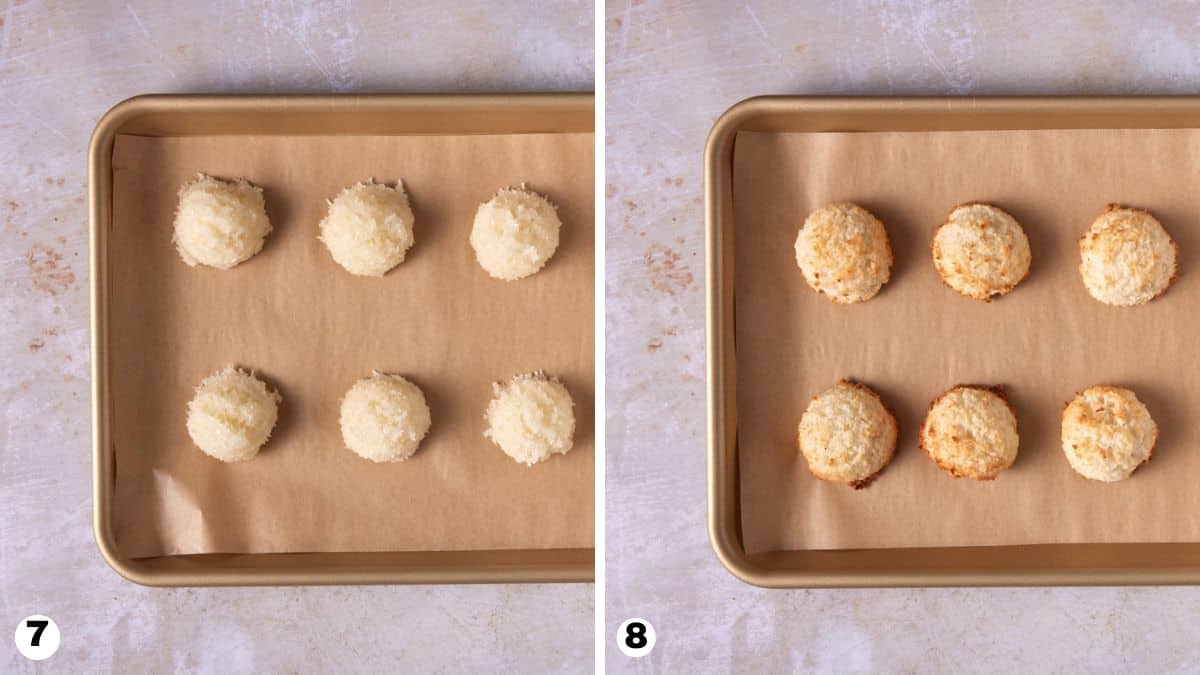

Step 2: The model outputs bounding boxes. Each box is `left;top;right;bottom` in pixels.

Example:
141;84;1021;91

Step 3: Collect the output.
186;366;281;463
339;373;431;463
931;202;1031;301
1062;385;1157;482
173;174;272;269
319;181;416;276
470;186;562;280
797;379;898;489
1079;204;1178;306
484;372;576;466
793;202;893;304
920;385;1019;480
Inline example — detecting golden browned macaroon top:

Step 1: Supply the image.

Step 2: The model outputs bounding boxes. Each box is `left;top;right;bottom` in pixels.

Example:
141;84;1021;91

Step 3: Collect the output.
1061;385;1157;482
797;379;898;489
1079;204;1178;306
931;202;1031;301
794;202;893;304
920;384;1019;480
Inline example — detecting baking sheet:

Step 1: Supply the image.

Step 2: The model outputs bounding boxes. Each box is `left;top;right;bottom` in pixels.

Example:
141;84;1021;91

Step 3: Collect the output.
110;132;593;557
734;128;1200;554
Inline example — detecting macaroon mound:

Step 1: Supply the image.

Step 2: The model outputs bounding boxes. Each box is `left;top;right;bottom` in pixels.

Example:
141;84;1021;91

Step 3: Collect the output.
484;372;575;465
173;174;272;269
1079;204;1177;306
1062;385;1157;482
931;202;1031;301
339;373;431;463
470;186;562;280
793;202;893;304
920;384;1019;480
319;181;416;276
186;366;281;462
797;379;898;488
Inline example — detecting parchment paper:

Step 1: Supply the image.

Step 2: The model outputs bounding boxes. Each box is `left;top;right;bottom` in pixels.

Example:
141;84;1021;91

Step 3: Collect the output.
111;132;593;558
734;128;1200;553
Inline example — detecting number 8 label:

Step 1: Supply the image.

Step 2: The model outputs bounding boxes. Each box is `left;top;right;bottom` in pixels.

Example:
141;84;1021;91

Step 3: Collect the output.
616;618;656;658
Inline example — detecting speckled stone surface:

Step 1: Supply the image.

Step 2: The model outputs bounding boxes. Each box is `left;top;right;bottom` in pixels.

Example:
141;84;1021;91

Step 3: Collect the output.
0;2;592;673
605;2;1200;672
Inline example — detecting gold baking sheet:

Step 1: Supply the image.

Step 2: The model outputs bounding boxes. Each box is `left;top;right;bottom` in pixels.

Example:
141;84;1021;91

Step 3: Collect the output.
706;96;1200;587
91;94;594;585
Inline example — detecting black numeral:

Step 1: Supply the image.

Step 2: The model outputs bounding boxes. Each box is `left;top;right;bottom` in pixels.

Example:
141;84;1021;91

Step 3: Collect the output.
624;621;647;649
26;619;48;647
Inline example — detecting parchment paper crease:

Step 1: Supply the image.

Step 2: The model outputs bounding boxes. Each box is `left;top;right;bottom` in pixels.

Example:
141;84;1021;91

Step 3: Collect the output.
734;128;1200;553
110;132;593;557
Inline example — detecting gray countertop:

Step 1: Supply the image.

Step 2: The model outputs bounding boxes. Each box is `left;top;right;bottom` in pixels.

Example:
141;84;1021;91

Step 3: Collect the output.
0;2;592;673
605;1;1200;672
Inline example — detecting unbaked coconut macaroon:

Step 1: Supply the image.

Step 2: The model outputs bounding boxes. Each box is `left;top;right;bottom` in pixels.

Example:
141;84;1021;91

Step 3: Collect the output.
797;379;898;489
319;181;416;276
173;174;272;269
921;384;1019;480
794;202;893;304
1079;204;1178;306
484;372;575;465
931;202;1031;301
339;373;431;462
1062;385;1157;482
186;366;281;463
470;186;562;280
